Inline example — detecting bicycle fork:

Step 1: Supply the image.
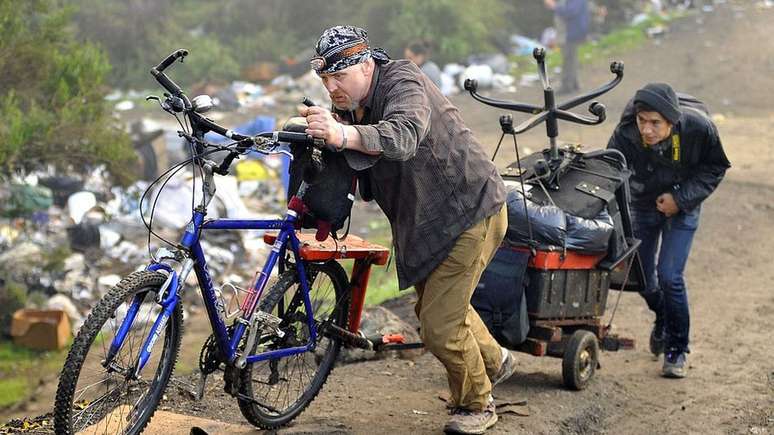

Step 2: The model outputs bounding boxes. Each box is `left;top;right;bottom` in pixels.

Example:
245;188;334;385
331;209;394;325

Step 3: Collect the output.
103;260;191;380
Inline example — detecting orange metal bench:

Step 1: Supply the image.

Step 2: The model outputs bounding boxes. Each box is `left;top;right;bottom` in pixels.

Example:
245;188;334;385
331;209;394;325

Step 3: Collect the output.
263;232;390;333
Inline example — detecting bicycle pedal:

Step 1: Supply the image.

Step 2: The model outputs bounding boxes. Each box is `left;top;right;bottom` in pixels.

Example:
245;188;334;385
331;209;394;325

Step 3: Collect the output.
380;333;406;344
368;333;425;351
367;333;404;349
195;372;207;401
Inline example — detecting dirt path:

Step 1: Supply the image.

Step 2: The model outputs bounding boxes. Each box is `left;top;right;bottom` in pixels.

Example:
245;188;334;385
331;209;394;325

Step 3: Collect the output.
4;1;773;434
148;181;773;435
148;2;774;434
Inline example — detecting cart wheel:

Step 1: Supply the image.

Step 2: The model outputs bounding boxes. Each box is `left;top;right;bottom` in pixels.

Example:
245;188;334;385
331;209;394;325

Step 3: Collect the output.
562;330;599;390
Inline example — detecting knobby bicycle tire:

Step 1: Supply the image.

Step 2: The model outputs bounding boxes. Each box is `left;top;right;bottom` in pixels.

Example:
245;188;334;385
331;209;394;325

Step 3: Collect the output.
237;260;350;429
54;270;183;435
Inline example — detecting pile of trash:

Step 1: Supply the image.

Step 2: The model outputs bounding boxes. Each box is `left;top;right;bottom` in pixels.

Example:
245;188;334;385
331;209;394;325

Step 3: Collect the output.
0;164;283;343
107;33;552;117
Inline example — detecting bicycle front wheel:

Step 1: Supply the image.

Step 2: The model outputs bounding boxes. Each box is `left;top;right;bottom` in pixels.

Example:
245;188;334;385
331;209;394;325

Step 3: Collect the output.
54;270;183;435
238;260;350;429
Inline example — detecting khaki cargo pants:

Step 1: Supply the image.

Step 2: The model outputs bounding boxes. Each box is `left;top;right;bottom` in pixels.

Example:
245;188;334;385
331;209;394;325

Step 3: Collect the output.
414;205;508;411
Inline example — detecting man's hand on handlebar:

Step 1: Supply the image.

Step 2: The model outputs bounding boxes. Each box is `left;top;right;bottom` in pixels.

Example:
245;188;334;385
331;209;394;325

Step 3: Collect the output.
298;106;346;152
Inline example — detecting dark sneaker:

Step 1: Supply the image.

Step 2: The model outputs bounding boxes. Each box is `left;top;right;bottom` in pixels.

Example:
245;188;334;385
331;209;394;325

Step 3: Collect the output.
444;402;498;434
649;324;665;356
490;347;517;387
662;351;687;378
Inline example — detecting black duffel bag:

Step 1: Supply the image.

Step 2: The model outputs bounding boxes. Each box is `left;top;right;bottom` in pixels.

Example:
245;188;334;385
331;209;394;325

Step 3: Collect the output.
285;118;357;241
472;247;531;349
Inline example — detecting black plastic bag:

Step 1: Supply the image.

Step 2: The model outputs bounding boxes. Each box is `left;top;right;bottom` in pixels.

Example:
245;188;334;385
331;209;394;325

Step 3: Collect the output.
565;209;615;252
504;188;566;248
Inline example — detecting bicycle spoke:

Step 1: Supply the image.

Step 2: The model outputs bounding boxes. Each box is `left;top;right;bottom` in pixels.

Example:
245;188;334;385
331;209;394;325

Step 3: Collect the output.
73;382;124;429
57;272;180;435
237;262;349;428
74;375;114;404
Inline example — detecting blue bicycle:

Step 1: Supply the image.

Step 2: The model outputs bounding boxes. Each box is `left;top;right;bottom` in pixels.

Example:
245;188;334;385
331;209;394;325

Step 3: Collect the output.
53;49;358;434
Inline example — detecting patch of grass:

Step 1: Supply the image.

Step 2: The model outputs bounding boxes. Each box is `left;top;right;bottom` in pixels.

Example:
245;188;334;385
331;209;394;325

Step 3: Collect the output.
357;217;401;307
0;378;28;408
364;266;401;307
510;11;686;80
0;341;37;371
0;341;68;410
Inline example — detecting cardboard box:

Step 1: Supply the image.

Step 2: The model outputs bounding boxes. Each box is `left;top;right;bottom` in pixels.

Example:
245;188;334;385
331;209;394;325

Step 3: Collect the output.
242;62;278;82
10;309;71;351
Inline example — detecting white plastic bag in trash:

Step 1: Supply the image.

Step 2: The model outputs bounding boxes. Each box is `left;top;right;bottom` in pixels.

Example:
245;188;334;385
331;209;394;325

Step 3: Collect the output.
146;172;250;230
67;191;97;224
459;64;494;89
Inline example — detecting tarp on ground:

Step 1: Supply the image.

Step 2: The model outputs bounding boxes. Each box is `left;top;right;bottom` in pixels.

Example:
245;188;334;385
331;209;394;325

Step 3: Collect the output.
0;184;53;218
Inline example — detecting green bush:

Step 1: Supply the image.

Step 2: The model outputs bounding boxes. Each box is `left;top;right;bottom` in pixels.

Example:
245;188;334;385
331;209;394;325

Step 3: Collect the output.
0;0;136;185
0;276;27;338
61;0;651;91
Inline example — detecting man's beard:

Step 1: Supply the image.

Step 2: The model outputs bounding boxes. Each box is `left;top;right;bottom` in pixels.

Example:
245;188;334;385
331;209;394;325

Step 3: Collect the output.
332;96;359;112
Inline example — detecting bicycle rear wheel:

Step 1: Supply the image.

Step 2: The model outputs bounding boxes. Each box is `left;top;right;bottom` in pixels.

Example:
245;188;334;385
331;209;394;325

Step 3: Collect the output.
237;260;350;429
54;270;183;435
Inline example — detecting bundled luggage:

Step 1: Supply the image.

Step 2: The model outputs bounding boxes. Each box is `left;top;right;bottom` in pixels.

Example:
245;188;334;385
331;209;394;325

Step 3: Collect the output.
473;147;640;348
504;188;615;253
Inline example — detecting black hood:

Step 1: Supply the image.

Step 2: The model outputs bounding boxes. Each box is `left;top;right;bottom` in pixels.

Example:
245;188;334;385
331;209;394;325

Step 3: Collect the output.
634;82;682;124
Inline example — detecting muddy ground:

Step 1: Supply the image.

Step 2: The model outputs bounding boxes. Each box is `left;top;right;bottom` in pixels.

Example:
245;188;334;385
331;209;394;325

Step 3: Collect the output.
4;1;774;434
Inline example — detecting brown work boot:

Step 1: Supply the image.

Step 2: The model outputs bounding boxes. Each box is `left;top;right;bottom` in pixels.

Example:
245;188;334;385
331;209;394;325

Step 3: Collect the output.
490;347;517;387
443;401;498;434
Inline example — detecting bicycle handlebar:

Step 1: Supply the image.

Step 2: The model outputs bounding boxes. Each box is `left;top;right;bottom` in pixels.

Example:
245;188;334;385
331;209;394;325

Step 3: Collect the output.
154;49;188;73
150;49;328;176
150;49;189;103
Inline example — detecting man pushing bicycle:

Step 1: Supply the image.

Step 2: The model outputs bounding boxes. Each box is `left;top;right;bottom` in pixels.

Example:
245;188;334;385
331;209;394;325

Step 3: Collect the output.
299;25;518;434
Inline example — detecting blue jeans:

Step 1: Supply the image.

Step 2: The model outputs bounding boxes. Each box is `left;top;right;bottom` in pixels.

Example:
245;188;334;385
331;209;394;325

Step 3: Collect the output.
631;205;700;353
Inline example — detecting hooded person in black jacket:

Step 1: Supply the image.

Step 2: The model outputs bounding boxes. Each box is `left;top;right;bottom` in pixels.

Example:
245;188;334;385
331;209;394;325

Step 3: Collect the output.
608;82;730;378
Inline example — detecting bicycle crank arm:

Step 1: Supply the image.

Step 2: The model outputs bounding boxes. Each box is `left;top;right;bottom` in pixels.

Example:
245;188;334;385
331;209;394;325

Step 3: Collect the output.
322;323;373;350
372;341;425;351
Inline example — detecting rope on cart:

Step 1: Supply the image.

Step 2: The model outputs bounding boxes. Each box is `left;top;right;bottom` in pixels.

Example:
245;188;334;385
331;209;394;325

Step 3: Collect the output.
510;133;537;253
494;131;538;254
605;251;637;330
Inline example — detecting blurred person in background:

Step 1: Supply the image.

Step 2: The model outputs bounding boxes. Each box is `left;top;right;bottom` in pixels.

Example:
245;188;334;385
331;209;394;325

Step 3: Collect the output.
544;0;590;95
404;39;443;89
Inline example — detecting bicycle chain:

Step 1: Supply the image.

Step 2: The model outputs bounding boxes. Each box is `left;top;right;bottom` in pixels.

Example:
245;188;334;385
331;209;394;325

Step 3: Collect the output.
199;325;235;375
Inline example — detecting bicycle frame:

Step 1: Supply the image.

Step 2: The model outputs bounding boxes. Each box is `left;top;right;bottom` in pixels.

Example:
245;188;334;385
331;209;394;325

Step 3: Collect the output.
106;206;320;378
101;48;333;380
